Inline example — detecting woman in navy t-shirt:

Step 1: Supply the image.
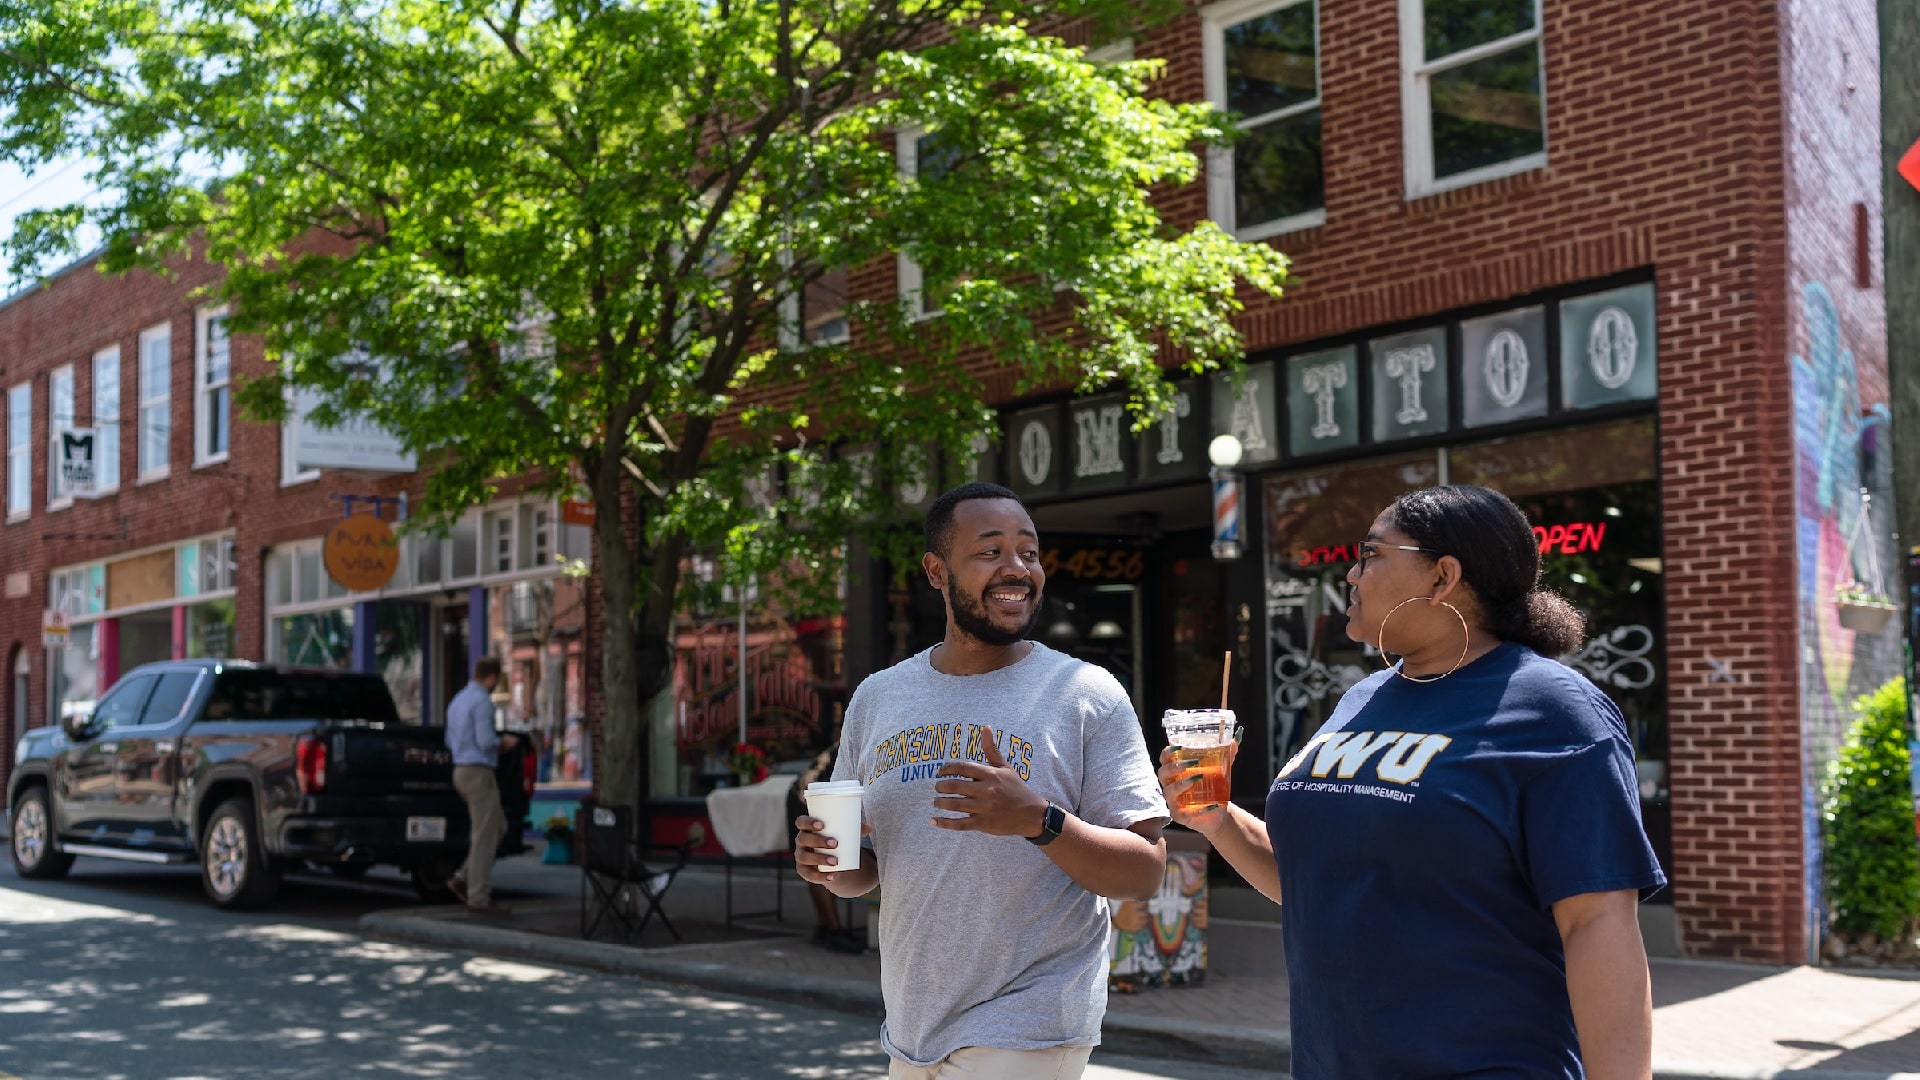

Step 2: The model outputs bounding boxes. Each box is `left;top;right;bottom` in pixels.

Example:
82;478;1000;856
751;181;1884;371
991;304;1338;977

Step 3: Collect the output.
1161;485;1665;1079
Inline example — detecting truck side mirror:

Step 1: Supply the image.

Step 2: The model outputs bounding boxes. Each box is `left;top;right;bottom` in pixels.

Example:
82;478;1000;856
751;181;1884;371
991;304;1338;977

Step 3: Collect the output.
61;711;99;742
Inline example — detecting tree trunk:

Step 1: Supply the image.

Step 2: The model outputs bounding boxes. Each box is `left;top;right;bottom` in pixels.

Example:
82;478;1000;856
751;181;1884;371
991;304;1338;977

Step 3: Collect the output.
594;474;643;811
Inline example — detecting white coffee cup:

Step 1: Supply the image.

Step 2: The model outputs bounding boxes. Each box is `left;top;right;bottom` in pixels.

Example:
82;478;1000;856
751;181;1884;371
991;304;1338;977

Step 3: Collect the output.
804;779;865;873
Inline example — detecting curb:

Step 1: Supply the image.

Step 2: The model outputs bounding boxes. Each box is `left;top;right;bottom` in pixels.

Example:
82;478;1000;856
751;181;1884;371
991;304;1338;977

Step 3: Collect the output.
358;910;1915;1080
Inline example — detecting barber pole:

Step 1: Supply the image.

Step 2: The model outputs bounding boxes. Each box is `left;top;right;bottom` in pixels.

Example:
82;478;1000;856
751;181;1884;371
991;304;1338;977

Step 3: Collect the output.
1210;466;1243;560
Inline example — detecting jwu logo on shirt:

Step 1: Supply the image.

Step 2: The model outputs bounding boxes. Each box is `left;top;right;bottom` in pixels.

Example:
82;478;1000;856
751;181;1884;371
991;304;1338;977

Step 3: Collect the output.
1280;729;1453;785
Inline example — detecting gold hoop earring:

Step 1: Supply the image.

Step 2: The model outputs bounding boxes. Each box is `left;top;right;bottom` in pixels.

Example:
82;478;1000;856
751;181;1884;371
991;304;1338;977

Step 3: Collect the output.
1377;596;1471;683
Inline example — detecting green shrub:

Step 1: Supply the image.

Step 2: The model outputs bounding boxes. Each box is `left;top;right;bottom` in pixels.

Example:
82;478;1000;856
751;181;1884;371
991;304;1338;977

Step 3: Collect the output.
1823;677;1920;939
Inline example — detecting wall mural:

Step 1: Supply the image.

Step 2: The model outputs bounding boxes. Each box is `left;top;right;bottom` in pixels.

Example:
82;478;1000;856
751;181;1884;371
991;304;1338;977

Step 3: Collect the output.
1790;279;1899;951
1110;846;1208;989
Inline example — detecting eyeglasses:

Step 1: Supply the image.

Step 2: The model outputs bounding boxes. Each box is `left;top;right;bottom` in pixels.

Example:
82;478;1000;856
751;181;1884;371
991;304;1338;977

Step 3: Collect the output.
1354;540;1440;574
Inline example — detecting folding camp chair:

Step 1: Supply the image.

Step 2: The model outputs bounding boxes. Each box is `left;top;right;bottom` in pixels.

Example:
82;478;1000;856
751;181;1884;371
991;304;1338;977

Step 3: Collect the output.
579;801;687;943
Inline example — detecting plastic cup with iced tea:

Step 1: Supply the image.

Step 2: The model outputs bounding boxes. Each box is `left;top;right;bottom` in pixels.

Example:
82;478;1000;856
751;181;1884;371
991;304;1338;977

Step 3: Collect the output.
1162;709;1234;814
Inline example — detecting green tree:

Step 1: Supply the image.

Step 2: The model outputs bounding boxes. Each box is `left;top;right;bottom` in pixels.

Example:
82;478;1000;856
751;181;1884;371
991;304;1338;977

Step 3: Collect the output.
1823;677;1920;940
0;0;1290;811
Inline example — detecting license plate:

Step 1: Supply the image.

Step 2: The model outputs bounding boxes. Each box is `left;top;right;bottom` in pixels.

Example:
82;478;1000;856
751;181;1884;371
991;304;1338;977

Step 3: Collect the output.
406;817;447;842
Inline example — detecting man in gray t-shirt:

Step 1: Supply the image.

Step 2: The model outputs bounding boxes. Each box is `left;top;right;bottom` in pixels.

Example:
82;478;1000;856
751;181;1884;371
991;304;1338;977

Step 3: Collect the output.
796;483;1169;1079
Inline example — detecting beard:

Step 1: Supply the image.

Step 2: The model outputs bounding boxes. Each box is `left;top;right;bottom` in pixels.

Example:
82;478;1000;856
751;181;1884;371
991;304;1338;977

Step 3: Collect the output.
946;579;1042;647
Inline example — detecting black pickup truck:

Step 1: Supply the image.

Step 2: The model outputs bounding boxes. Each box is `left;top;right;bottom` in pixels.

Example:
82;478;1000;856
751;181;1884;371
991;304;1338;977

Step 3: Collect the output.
6;660;531;909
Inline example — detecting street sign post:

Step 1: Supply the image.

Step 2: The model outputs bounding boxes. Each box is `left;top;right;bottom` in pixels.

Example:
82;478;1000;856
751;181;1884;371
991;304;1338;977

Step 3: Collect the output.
41;609;70;650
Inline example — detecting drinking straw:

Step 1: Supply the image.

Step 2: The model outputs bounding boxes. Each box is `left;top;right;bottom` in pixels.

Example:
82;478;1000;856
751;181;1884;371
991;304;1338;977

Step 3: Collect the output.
1219;651;1232;724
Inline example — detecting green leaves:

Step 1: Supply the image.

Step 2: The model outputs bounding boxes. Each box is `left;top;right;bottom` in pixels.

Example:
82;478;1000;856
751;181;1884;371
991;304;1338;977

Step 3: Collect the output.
1823;677;1920;940
1;1;1293;801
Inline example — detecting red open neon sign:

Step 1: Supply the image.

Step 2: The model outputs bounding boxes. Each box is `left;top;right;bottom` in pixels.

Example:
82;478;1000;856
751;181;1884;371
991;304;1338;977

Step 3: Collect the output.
1535;521;1606;555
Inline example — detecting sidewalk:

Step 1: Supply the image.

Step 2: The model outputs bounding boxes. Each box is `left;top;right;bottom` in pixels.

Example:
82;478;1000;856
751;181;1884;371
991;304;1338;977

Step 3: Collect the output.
359;851;1920;1079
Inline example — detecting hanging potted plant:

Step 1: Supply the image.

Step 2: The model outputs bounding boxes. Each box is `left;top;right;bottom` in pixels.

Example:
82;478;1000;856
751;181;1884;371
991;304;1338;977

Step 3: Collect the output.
1835;580;1898;635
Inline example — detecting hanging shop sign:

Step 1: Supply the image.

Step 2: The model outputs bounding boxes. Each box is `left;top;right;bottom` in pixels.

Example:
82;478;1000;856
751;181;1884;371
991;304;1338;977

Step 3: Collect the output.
323;512;401;592
1067;393;1132;495
1286;346;1360;457
289;386;418;473
1211;360;1280;467
1368;327;1450;443
1460;306;1549;428
1137;379;1207;485
57;428;99;499
1006;404;1065;500
1560;283;1658;409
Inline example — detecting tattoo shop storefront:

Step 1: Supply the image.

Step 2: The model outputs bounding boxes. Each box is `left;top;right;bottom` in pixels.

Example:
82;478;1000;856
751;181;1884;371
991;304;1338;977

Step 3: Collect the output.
879;276;1673;900
1253;278;1673;891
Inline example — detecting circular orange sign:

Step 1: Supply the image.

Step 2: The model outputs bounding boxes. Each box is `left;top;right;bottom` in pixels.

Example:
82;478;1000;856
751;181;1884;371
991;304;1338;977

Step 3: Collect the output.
323;513;400;592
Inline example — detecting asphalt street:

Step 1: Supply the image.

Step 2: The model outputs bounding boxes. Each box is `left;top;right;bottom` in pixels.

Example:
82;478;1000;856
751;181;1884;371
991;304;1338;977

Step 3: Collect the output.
0;859;1281;1079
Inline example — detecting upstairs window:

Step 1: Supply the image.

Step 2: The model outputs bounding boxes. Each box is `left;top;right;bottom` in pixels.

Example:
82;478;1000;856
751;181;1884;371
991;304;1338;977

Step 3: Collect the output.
897;127;962;320
1205;0;1324;239
93;347;121;493
6;382;30;519
47;365;74;506
195;306;231;465
138;323;171;478
779;265;851;349
1401;0;1546;196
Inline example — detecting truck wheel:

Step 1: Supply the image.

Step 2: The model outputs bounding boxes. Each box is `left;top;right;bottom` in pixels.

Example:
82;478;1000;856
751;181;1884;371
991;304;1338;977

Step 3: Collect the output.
11;788;74;879
200;798;282;909
410;856;462;904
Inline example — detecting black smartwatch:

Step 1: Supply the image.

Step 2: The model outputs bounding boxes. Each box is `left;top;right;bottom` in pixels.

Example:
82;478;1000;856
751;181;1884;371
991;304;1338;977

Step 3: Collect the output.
1026;802;1066;847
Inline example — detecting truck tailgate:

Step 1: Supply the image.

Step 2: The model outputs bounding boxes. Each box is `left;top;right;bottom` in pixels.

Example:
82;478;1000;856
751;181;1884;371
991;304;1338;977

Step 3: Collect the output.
317;722;455;798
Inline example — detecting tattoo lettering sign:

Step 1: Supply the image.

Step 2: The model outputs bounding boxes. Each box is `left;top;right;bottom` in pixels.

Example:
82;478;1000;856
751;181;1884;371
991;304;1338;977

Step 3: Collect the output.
1286;346;1360;457
1137;379;1207;484
1067;393;1132;494
1460;306;1549;428
1367;327;1450;443
1006;404;1065;500
1209;360;1280;466
1559;283;1658;409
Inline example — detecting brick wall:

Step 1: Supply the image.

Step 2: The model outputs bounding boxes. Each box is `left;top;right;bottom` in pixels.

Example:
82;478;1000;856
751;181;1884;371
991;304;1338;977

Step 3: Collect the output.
1780;0;1892;961
990;0;1801;961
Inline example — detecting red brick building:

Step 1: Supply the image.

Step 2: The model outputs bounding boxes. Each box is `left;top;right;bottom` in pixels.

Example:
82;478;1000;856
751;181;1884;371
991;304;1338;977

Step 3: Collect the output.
648;0;1893;966
2;0;1892;966
0;250;594;809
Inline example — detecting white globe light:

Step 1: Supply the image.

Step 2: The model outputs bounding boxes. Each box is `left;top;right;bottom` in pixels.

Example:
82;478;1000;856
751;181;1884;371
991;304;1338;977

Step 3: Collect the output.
1207;434;1245;468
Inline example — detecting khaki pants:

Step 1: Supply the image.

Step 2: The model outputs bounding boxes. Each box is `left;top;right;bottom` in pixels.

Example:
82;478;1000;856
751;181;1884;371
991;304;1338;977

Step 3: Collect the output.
452;764;504;907
888;1045;1092;1080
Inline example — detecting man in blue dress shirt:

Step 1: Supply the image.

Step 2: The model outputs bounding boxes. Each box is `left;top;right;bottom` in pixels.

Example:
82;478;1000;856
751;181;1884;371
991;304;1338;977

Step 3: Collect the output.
445;656;516;915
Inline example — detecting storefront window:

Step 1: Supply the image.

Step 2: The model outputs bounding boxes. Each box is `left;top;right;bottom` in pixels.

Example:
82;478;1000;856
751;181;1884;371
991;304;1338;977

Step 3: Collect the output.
51;622;98;722
480;577;589;788
1260;417;1671;884
1263;451;1442;778
276;609;354;669
375;603;425;723
671;605;846;797
187;598;236;659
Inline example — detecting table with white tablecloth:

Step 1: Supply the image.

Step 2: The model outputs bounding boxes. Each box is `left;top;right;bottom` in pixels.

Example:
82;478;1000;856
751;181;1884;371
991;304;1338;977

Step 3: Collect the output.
705;774;798;857
704;774;799;925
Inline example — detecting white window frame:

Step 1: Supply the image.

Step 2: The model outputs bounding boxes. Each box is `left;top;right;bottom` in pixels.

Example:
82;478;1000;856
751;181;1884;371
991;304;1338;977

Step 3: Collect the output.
779;260;853;350
6;382;31;521
280;372;321;486
1203;0;1326;241
137;322;171;481
896;126;942;322
92;346;121;494
1398;0;1547;199
194;305;232;467
46;365;74;510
